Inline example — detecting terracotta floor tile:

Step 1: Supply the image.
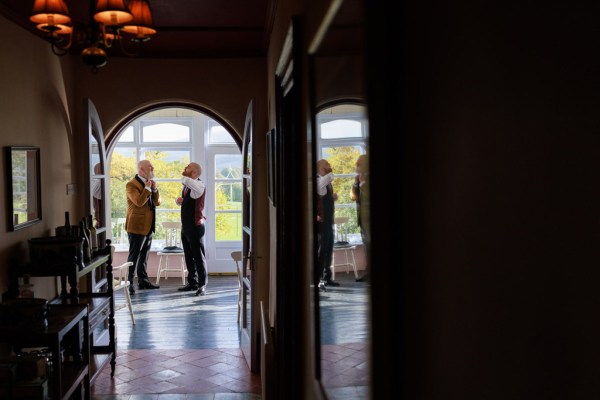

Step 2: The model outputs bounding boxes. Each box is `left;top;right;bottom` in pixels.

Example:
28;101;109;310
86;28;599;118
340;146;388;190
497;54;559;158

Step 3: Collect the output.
92;278;263;398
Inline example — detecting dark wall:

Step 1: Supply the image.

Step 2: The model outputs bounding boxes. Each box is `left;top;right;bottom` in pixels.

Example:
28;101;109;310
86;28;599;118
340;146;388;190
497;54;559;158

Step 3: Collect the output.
368;2;600;399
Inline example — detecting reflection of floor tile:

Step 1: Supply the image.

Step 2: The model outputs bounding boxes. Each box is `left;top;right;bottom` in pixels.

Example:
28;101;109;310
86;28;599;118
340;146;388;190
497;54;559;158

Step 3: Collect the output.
318;274;370;347
320;342;370;389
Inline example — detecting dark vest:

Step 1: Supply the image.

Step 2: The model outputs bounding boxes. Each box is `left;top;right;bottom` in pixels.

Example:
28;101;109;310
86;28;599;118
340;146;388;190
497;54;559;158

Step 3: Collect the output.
317;182;334;226
181;182;206;229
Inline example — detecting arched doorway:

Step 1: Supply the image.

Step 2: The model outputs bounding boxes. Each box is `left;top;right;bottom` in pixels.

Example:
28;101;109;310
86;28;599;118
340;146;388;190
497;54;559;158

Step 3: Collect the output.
106;105;243;274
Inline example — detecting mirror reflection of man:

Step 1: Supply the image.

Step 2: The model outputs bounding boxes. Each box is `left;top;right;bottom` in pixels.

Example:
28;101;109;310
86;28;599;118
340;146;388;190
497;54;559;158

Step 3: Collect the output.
351;154;369;282
316;159;340;290
91;163;102;227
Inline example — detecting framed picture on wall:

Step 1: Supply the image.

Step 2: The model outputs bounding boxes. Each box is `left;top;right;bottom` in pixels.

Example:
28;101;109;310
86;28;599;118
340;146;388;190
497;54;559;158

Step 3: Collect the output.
5;146;41;231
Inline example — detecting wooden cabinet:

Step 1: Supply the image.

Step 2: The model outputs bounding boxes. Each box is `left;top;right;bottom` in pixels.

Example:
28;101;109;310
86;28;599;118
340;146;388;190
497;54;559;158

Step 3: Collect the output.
0;304;90;400
8;242;117;385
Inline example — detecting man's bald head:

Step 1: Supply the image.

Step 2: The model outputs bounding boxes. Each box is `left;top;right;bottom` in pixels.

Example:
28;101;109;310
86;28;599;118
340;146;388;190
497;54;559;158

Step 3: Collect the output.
183;162;202;179
138;160;154;180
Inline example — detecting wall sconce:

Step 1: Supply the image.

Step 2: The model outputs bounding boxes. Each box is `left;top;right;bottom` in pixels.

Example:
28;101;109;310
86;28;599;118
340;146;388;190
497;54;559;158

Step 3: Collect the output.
30;0;157;71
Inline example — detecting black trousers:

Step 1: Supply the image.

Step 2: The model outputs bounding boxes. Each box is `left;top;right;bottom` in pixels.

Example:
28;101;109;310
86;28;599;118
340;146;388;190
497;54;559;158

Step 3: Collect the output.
181;224;207;288
317;222;334;282
127;232;153;284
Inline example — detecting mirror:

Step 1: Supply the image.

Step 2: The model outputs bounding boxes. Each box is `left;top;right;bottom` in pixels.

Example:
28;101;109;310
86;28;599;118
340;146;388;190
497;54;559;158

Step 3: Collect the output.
5;146;41;231
309;0;370;398
86;98;109;249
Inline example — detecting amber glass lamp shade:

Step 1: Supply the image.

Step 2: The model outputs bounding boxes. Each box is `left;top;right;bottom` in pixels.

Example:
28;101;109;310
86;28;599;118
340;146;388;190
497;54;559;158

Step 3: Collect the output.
121;0;157;38
30;0;71;29
94;0;133;26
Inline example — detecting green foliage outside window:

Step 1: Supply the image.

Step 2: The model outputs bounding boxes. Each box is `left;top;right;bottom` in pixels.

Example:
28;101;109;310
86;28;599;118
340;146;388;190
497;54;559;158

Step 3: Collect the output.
110;150;243;243
111;151;189;241
323;146;363;237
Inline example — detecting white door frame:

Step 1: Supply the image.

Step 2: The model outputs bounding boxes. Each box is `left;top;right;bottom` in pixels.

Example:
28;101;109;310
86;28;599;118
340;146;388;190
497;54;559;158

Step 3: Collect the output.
202;142;242;273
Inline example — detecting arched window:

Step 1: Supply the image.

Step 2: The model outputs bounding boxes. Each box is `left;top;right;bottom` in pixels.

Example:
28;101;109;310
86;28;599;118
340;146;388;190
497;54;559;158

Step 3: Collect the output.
316;103;368;241
109;108;242;273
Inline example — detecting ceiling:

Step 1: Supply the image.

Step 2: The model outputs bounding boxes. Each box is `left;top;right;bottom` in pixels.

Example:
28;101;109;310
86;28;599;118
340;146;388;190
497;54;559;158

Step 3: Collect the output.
0;0;276;59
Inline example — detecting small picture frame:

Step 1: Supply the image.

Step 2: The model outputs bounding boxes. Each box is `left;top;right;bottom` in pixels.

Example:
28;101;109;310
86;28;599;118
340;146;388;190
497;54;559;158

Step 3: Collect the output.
5;146;41;231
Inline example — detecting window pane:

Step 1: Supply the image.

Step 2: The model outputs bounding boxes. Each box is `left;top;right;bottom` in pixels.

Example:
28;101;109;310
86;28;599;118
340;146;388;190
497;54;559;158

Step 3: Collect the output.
209;122;235;144
215;212;242;241
119;126;134;142
155;211;181;242
320;119;363;139
90;135;101;172
215;154;242;178
332;176;355;205
215;182;242;211
334;207;361;241
142;150;190;179
110;149;137;230
112;147;136;160
142;123;191;143
155;181;187;209
92;178;105;228
321;146;362;174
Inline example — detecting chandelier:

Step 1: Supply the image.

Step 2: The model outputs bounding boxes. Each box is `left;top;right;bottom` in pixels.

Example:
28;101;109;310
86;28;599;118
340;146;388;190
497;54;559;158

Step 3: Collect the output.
30;0;157;70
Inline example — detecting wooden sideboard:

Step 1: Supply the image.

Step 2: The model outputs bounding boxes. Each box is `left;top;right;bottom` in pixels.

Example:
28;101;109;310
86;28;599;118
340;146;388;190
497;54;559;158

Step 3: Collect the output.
7;242;117;385
0;304;90;400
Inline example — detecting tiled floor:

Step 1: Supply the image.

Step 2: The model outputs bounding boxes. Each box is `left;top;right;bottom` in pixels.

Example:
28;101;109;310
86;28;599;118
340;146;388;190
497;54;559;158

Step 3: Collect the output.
91;276;261;399
91;273;369;399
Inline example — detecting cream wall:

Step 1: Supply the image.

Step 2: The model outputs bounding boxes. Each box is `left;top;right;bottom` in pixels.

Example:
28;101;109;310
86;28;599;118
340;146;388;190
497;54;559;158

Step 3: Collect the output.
0;15;79;299
71;56;268;140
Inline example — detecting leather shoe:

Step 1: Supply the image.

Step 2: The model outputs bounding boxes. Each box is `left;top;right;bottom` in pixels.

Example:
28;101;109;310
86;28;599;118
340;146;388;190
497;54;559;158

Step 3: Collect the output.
128;285;135;295
139;280;160;289
325;280;340;287
178;284;198;292
195;286;206;296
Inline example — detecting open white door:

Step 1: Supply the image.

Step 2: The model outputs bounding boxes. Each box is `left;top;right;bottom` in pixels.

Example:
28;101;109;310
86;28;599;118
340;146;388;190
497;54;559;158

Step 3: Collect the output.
240;100;258;371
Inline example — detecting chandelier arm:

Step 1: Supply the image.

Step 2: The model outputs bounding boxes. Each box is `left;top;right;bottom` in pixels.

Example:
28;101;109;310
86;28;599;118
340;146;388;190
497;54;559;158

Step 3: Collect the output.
100;24;114;48
51;43;69;56
50;30;73;56
117;31;142;57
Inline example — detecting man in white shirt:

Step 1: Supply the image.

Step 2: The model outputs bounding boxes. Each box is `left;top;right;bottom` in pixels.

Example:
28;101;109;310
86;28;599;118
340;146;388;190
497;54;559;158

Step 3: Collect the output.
316;159;340;288
176;162;208;296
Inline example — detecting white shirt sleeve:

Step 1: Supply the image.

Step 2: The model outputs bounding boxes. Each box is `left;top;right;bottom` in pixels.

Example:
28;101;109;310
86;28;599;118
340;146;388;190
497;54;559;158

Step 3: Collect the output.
91;180;101;199
182;176;205;199
316;172;334;196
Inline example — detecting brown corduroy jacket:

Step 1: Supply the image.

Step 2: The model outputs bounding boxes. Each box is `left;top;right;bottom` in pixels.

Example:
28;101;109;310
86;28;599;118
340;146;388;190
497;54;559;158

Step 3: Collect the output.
125;176;161;235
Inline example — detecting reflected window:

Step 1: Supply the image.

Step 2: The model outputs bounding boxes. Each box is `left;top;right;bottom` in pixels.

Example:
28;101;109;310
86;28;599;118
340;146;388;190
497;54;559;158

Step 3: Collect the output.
317;105;367;243
320;119;363;139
